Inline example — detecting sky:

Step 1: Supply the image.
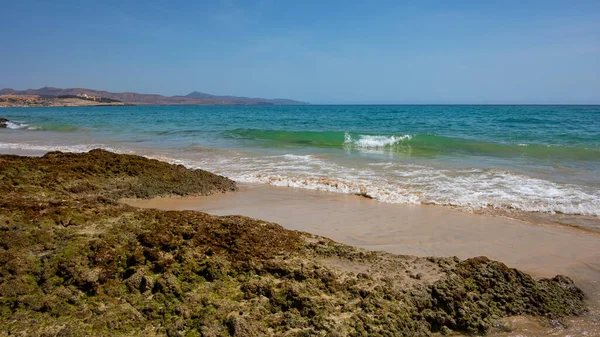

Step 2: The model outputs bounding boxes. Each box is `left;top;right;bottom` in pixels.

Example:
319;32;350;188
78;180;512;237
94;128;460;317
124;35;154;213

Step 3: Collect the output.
1;0;599;104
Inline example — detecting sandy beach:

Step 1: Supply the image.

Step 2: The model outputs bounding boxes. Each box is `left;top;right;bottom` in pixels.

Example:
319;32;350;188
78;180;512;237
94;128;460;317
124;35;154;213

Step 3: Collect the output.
0;148;598;335
125;183;600;282
126;182;600;335
3;1;600;334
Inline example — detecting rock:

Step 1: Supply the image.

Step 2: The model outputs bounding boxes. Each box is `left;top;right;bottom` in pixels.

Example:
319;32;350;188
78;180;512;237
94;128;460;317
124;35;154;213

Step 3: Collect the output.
153;273;182;297
427;256;587;334
0;151;587;336
440;325;452;335
493;319;514;332
0;117;9;127
226;314;259;336
126;269;153;293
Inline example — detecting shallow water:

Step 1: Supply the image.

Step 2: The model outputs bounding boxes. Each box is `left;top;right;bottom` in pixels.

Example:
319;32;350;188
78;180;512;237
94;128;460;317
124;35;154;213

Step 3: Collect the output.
1;105;599;222
3;104;600;335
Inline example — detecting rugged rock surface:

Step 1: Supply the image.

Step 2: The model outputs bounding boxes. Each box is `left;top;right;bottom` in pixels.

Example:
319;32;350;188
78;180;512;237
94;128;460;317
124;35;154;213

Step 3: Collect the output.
0;150;586;336
0;117;8;127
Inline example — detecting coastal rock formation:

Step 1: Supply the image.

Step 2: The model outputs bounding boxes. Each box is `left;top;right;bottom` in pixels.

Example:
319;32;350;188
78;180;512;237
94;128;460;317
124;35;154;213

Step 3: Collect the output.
0;117;8;127
0;150;586;336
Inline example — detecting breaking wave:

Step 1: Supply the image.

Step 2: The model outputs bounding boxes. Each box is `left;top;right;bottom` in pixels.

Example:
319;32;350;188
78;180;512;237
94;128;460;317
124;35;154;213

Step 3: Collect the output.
224;129;600;160
179;152;600;217
1;120;38;130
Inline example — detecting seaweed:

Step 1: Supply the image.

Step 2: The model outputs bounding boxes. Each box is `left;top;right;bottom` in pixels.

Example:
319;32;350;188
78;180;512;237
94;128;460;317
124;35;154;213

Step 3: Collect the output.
0;150;586;336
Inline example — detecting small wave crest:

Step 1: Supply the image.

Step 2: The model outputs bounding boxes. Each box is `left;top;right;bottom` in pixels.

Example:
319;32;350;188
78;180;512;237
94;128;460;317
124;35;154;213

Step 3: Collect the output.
226;129;413;149
2;120;38;130
345;132;412;148
225;129;600;160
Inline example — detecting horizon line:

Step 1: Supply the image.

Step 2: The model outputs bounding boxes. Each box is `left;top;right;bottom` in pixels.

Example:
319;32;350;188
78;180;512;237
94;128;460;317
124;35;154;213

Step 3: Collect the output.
2;86;599;106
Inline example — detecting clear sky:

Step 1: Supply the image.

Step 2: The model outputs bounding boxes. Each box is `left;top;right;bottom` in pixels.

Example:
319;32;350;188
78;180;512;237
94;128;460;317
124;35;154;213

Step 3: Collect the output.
1;0;599;104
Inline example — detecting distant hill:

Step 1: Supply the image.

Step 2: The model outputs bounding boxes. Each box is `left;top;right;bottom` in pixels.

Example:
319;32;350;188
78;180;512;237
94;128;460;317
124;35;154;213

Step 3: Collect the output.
0;87;308;106
184;91;308;105
0;94;127;108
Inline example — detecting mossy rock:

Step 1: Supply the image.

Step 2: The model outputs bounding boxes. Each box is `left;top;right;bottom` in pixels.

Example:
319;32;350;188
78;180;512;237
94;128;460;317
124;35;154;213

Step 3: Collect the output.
0;150;587;336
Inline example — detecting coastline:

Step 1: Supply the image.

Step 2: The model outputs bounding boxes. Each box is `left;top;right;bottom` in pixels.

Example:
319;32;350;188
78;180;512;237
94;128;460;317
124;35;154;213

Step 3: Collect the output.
0;149;598;335
1;105;599;224
5;147;600;276
126;183;600;335
3;141;598;234
124;182;600;283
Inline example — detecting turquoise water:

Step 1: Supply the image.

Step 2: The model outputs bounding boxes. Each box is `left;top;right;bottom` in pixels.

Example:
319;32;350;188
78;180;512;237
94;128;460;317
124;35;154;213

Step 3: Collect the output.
1;105;599;216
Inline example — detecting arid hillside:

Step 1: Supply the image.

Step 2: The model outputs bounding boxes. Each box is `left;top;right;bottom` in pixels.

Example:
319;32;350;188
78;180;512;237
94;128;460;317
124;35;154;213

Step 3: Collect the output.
0;87;308;106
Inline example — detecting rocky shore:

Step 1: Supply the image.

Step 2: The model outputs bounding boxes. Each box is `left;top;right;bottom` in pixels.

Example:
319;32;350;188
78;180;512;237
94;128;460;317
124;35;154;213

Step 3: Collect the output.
0;150;587;336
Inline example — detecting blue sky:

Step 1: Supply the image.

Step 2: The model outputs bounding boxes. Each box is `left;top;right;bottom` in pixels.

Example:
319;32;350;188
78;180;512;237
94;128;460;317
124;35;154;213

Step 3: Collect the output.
1;0;599;103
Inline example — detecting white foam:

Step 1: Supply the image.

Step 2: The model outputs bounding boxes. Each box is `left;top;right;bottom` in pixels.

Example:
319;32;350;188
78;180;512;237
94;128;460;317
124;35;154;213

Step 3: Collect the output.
355;135;411;147
0;142;122;154
344;132;412;148
186;152;600;216
227;171;600;216
280;154;317;161
2;141;598;216
4;121;29;130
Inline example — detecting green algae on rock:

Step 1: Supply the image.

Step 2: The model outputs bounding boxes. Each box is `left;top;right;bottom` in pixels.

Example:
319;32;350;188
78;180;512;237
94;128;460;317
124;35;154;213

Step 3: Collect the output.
0;150;587;336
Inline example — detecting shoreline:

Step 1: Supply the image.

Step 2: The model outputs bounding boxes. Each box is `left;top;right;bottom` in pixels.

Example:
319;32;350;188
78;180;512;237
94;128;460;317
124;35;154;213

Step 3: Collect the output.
4;147;600;266
4;149;600;282
1;148;598;335
2;145;598;232
123;183;600;280
126;182;600;334
2;144;598;232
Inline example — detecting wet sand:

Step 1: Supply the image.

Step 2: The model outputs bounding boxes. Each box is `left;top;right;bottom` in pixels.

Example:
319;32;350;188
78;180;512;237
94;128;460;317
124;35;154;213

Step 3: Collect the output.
2;146;598;335
126;183;600;336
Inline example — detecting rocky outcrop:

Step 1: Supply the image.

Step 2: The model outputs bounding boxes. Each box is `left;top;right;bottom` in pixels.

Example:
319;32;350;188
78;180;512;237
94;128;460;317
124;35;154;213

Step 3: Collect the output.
0;150;586;336
427;257;586;334
0;117;9;127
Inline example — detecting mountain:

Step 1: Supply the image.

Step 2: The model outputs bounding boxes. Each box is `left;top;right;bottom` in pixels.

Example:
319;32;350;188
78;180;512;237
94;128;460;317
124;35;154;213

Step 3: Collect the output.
0;87;308;106
185;91;308;105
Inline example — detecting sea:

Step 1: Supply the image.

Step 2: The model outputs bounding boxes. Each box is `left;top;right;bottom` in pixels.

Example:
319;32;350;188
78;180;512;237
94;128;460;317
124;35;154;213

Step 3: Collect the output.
1;104;599;227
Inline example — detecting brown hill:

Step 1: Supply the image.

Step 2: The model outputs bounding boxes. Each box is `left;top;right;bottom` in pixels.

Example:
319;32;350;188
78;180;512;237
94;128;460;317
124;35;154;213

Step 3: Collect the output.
0;94;127;108
0;87;308;106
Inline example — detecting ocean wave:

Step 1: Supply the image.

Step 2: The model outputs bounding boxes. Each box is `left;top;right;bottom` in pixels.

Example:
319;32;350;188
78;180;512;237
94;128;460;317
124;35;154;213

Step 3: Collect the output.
345;132;412;148
228;170;600;216
224;129;600;160
3;120;38;130
0;119;87;132
1;141;598;216
180;152;600;216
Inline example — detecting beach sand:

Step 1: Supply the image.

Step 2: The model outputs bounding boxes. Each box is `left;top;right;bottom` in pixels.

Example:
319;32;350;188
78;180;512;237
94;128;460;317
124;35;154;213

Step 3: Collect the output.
125;183;600;281
126;182;600;336
3;148;598;334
